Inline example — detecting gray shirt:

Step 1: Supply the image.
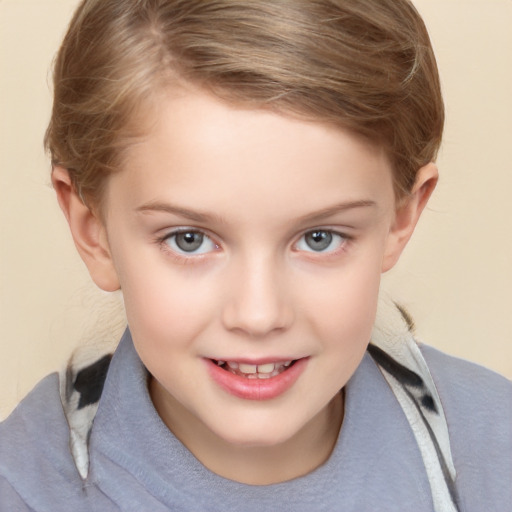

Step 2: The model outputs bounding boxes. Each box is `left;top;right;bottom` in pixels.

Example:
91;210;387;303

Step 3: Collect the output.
1;334;511;511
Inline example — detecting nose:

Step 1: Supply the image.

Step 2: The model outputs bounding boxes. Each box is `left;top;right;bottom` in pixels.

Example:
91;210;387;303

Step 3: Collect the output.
221;255;294;338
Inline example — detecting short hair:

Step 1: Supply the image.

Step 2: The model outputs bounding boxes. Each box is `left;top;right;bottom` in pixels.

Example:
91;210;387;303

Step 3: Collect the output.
45;0;444;206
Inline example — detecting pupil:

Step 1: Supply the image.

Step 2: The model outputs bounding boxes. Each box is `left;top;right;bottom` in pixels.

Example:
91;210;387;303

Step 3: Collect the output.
175;232;203;252
306;230;332;251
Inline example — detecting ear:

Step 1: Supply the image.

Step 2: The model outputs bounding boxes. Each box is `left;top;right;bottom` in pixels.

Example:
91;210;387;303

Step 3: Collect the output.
52;166;120;291
381;163;438;272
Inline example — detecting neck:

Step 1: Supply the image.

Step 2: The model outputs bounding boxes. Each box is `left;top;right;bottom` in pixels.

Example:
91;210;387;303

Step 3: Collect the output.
150;378;344;485
213;392;344;485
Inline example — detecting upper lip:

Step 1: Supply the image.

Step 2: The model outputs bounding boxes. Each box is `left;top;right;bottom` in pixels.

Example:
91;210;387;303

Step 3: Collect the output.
209;356;304;365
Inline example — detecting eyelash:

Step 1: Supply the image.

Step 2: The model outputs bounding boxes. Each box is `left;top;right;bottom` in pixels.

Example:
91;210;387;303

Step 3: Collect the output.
156;227;352;262
294;229;351;257
157;228;220;262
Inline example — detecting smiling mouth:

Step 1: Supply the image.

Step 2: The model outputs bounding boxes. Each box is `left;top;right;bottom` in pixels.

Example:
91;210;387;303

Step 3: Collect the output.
211;360;296;379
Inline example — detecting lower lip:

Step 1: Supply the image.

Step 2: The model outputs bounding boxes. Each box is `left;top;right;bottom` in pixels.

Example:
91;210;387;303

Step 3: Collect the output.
206;358;308;401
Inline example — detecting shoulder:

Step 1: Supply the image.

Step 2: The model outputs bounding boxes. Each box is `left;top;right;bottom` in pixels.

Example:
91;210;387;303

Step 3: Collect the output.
0;373;85;509
0;373;69;459
420;345;512;507
420;344;512;425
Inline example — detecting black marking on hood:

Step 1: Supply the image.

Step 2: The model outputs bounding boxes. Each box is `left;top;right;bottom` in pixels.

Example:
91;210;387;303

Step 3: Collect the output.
73;354;112;409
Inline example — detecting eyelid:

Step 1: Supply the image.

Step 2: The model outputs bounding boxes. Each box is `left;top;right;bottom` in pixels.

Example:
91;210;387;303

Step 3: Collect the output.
157;227;220;258
293;228;351;255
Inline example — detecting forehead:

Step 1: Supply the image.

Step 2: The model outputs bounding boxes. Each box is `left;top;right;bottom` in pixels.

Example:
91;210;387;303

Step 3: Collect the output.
106;88;395;222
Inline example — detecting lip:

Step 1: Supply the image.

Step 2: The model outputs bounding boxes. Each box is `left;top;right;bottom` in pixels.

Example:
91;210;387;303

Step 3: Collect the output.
212;357;294;366
205;357;308;401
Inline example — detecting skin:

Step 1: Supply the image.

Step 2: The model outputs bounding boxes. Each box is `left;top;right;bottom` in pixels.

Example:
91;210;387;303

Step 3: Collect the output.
53;87;437;485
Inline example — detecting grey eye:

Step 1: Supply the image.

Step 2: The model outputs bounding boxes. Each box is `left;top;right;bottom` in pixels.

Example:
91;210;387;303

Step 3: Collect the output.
174;232;204;252
164;231;217;255
296;230;345;253
304;231;333;251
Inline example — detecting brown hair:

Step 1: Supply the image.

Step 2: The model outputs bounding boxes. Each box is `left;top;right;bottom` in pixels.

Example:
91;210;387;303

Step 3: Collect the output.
45;0;444;205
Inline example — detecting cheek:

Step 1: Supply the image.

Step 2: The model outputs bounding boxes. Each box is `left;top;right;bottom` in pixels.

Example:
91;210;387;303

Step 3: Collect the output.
300;252;383;358
305;248;382;313
116;255;219;349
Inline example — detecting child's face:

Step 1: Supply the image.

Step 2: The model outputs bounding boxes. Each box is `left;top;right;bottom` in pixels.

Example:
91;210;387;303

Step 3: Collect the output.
92;87;418;465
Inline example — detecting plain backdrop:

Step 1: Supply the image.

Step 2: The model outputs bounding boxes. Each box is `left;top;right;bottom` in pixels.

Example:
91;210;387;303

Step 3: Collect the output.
1;0;511;419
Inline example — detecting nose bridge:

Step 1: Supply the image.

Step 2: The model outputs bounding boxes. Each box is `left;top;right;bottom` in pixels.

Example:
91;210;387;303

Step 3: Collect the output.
222;249;292;336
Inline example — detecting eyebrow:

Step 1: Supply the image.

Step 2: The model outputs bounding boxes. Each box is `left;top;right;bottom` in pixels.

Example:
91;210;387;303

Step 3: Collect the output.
136;199;377;224
136;202;224;223
295;199;377;223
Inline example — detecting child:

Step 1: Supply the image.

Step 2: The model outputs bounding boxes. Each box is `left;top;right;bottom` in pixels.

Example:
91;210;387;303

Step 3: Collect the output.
1;0;510;510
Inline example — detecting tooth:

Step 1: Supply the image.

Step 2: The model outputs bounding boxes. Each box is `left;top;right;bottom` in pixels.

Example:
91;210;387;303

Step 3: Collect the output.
284;361;292;367
257;363;275;374
216;360;225;366
227;361;239;370
258;373;272;379
238;363;257;374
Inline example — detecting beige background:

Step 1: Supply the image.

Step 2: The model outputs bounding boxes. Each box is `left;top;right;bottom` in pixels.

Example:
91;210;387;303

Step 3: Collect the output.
1;0;511;420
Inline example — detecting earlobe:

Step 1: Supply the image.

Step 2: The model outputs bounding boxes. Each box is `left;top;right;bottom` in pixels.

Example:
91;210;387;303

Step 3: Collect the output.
381;163;438;272
52;166;120;292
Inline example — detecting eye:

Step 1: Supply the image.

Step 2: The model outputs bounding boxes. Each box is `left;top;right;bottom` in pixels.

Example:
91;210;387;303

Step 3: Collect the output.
296;230;346;253
163;230;218;255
